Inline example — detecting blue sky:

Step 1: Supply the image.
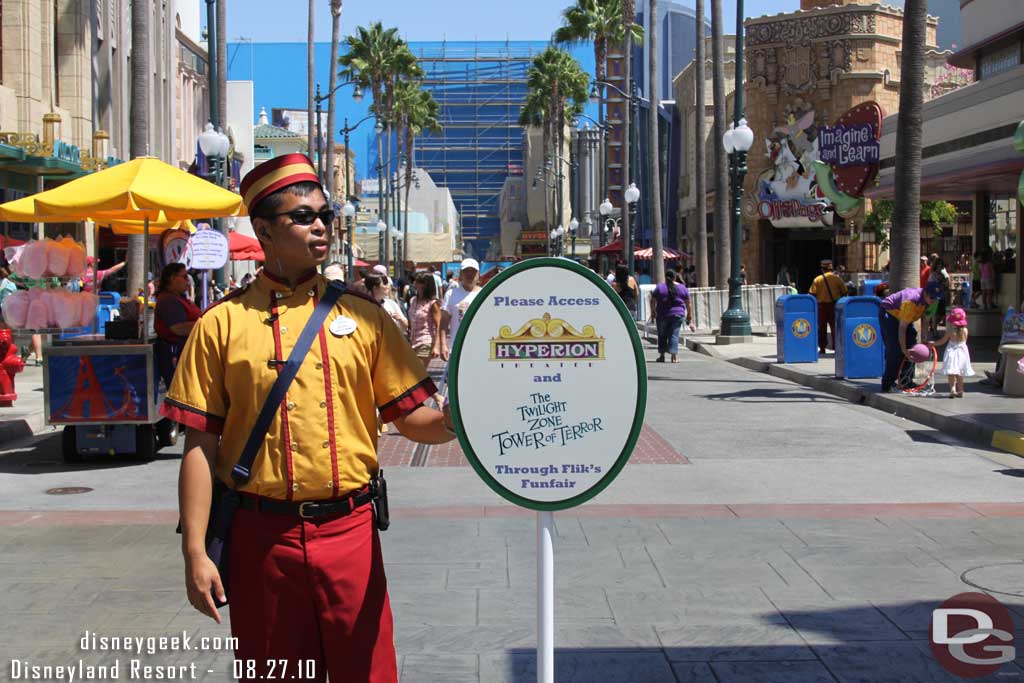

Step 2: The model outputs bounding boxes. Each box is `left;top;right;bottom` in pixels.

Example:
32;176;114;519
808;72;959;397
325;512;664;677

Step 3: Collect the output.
220;0;803;43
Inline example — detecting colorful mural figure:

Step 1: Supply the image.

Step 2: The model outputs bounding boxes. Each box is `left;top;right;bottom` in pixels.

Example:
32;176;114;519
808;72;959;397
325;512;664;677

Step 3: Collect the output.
756;101;832;228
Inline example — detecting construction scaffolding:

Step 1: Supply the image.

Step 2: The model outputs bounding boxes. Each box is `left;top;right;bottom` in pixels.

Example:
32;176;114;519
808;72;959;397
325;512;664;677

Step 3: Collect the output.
413;40;540;259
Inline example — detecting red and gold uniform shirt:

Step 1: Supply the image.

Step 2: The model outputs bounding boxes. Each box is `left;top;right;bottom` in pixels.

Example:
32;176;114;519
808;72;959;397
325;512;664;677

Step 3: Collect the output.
161;271;436;501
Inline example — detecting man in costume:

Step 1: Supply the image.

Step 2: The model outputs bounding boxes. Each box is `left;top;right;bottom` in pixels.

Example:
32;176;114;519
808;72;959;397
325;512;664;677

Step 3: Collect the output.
164;153;456;683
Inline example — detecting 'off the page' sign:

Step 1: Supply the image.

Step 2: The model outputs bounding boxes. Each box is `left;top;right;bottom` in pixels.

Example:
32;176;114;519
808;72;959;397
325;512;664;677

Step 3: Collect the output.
448;259;646;511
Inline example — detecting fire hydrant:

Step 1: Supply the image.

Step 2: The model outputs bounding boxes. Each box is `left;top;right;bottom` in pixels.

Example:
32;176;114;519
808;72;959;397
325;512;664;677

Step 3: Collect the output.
0;328;25;407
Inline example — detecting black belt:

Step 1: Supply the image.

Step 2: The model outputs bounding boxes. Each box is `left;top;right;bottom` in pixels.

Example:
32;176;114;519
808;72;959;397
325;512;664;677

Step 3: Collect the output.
238;486;375;519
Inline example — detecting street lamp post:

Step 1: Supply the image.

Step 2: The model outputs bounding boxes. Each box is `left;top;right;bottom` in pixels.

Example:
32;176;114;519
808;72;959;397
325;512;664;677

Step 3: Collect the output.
377;219;387;269
718;0;753;341
198;122;231;295
549;225;565;257
599;197;613;247
339;113;376;281
313;81;363;185
568;217;579;259
342;200;356;280
592;78;642;271
374;119;386;269
391;226;404;278
624;182;640;275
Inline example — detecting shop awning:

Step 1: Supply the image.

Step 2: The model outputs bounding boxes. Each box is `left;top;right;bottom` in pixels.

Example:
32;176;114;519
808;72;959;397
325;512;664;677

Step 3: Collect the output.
228;230;265;262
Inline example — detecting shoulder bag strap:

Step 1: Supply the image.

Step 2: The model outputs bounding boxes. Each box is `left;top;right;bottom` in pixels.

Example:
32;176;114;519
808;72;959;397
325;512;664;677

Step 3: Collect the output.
823;273;838;303
231;280;347;485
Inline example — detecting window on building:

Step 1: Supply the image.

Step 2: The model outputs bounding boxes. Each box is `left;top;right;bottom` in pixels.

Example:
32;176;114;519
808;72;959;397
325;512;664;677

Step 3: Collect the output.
862;242;879;272
977;40;1022;80
989;195;1018;253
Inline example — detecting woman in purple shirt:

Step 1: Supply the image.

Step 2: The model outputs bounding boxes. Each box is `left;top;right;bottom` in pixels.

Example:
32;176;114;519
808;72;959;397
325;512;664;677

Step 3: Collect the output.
649;269;694;363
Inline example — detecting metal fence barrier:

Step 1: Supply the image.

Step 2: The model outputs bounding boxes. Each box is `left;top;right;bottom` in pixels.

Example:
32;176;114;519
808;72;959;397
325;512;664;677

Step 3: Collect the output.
638;284;789;334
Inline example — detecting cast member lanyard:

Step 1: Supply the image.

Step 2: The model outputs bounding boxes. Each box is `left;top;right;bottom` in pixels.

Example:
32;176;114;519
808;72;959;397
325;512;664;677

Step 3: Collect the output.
231;280;347;486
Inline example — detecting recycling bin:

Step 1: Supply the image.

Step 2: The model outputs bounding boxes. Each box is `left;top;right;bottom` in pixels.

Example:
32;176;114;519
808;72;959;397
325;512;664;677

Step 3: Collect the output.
775;294;818;363
859;279;883;296
835;296;883;378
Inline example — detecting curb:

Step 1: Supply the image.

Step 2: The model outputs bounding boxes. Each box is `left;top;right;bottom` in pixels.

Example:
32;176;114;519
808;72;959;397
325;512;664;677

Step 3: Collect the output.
690;340;1024;458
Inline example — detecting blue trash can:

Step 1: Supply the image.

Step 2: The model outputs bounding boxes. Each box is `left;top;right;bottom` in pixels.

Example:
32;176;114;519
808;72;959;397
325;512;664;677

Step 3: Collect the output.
96;291;122;335
835;296;883;378
775;294;818;363
859;279;883;296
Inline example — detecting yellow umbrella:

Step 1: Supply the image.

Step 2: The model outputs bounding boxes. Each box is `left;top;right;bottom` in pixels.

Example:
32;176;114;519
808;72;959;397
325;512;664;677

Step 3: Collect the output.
0;194;196;235
0;156;244;222
107;217;197;235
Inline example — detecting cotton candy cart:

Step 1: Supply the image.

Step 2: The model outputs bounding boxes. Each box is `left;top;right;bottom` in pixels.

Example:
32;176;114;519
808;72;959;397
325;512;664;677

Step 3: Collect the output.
0;157;244;461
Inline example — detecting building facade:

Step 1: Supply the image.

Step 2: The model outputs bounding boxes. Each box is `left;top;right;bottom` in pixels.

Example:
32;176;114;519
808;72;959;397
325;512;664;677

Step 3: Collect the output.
673;35;737;282
737;0;946;289
0;0;200;255
870;0;1024;315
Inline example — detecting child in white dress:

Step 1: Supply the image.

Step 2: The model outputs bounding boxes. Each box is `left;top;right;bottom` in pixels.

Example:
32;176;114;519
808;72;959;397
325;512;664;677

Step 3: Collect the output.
930;307;973;398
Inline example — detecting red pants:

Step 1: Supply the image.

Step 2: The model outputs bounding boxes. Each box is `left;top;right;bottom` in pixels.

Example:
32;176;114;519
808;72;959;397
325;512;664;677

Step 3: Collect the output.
228;503;397;683
818;302;836;352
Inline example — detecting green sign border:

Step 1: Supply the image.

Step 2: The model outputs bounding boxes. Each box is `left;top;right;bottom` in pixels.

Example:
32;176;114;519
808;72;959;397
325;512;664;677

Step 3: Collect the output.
448;257;648;511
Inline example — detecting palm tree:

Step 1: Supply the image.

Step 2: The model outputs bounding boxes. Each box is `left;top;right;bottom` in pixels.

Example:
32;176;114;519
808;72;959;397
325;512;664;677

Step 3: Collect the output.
621;0;636;268
891;0;928;290
694;0;708;287
523;48;589;230
382;44;423;261
519;90;553;227
648;0;665;284
553;0;639;217
217;0;227;127
710;0;730;288
340;23;404;265
394;83;441;251
127;0;150;299
326;0;343;202
307;0;316;160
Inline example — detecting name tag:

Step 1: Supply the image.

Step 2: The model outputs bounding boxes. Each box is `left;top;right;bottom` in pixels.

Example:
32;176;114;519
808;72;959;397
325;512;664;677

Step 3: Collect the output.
330;316;357;337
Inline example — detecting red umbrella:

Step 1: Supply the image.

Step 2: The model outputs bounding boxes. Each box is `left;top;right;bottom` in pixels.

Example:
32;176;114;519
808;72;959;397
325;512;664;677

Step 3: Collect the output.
228;230;265;262
591;239;624;255
635;246;690;260
0;234;25;250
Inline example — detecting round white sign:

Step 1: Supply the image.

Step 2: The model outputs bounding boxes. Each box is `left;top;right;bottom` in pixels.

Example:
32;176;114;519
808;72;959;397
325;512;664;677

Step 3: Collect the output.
449;258;646;510
188;228;229;270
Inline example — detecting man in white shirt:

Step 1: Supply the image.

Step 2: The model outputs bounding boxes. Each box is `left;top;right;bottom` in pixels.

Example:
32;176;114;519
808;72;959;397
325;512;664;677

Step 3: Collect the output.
439;258;480;360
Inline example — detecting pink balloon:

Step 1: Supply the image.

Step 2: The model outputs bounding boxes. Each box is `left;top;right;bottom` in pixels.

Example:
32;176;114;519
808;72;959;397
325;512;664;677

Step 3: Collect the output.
908;343;932;363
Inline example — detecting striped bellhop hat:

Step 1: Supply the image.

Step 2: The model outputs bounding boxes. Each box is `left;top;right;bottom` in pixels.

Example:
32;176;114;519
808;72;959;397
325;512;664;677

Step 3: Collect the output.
239;153;321;213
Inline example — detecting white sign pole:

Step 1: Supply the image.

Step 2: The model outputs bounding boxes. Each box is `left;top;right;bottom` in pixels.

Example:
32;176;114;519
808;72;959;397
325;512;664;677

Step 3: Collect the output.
448;259;647;683
537;510;554;683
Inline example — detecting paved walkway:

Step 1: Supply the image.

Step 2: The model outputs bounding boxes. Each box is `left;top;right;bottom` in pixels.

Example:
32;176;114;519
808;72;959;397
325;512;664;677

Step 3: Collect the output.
0;361;45;442
680;332;1024;459
3;341;1024;681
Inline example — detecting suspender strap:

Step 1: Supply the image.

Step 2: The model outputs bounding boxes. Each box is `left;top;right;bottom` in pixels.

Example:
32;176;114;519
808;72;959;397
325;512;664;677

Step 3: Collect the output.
231;280;347;485
823;274;838;303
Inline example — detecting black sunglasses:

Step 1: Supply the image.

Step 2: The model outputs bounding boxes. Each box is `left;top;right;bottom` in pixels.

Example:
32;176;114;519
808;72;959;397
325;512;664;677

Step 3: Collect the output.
267;208;336;226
